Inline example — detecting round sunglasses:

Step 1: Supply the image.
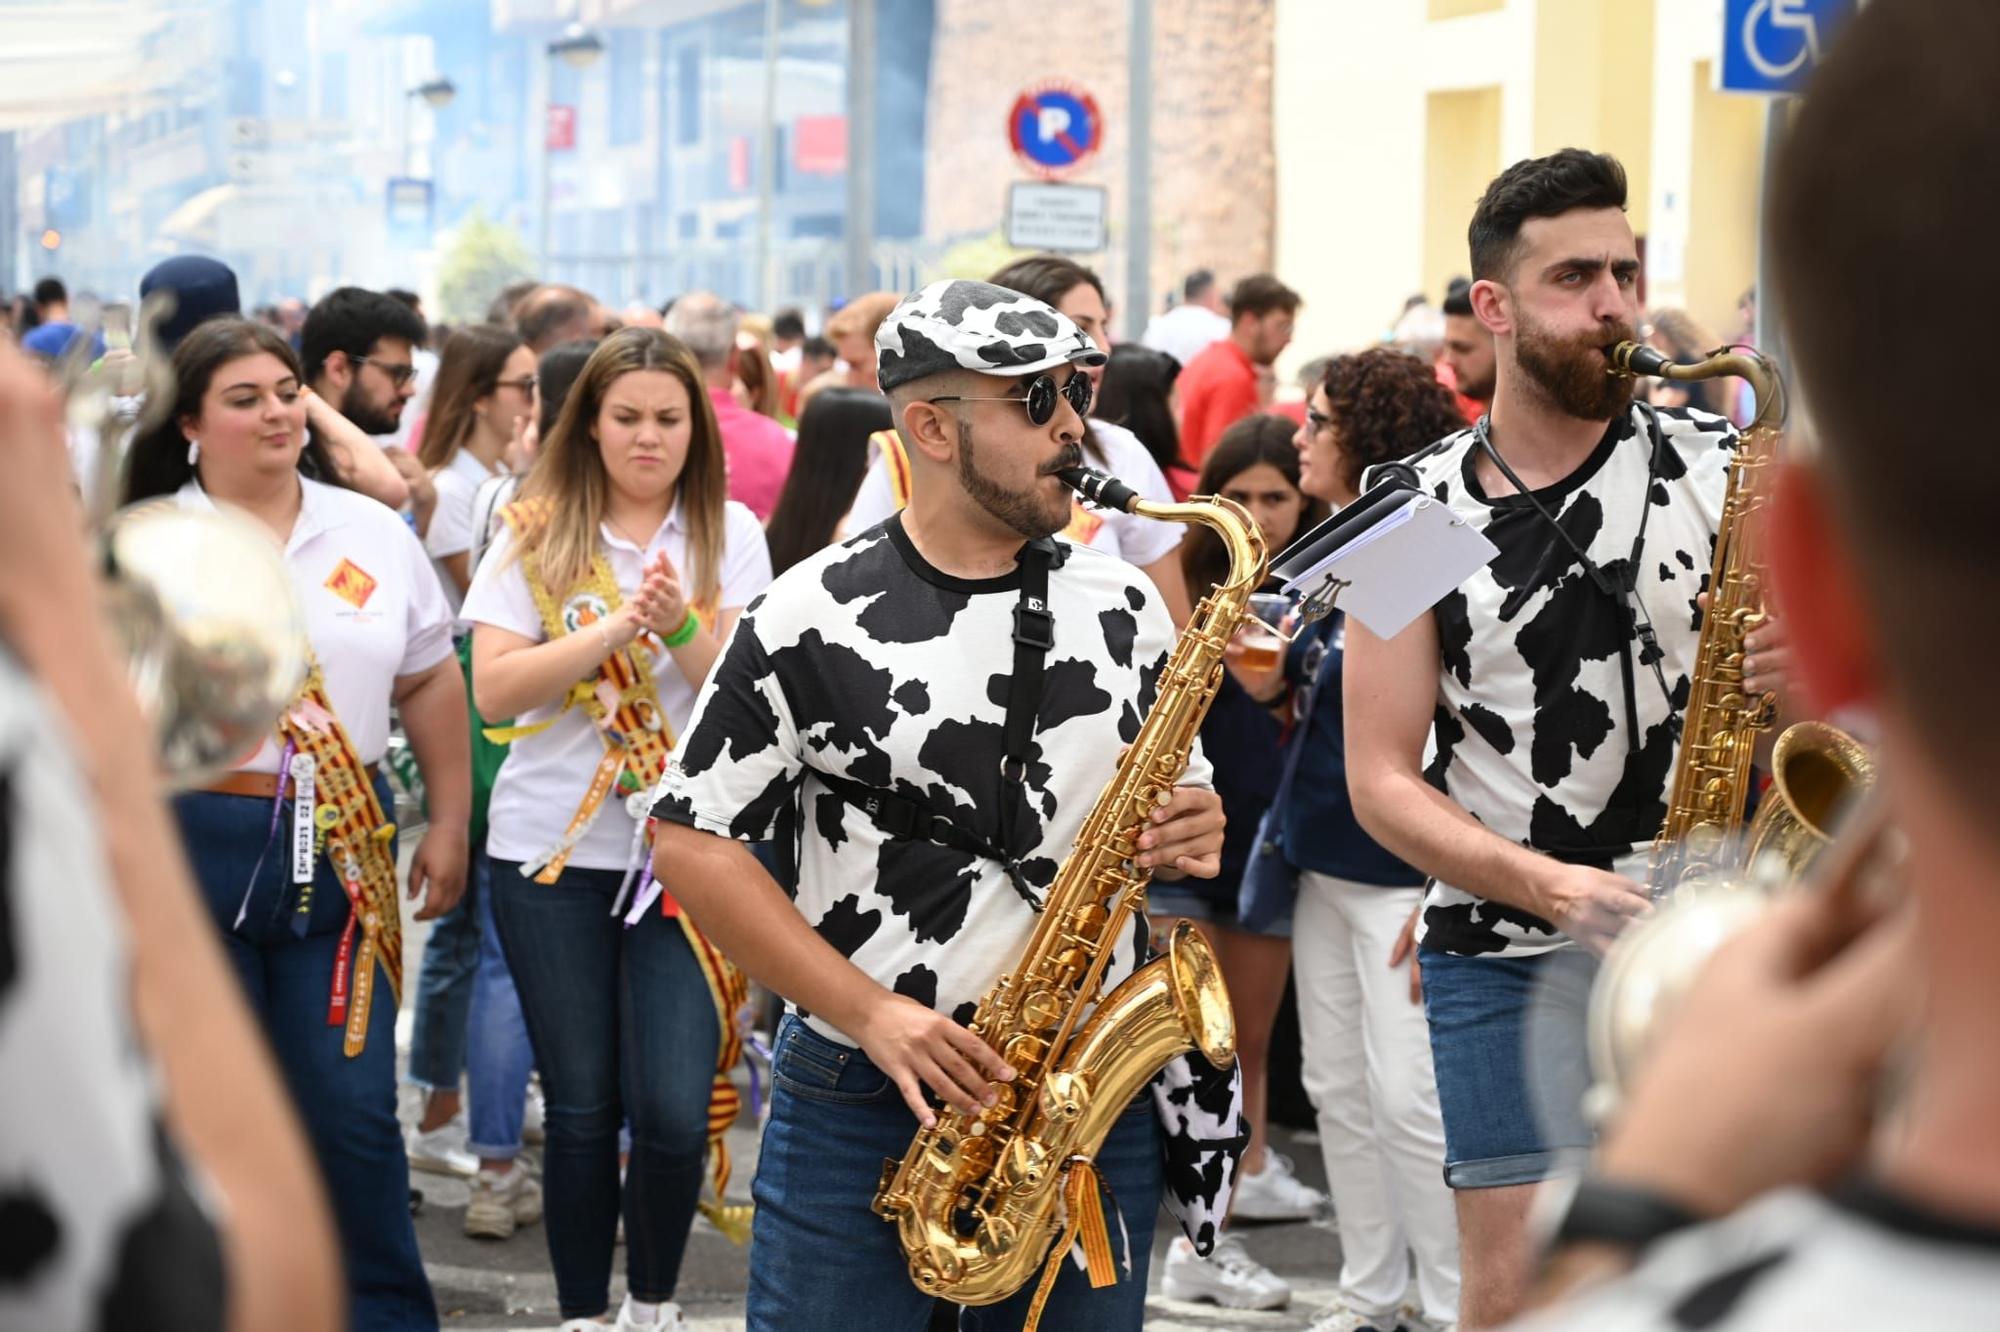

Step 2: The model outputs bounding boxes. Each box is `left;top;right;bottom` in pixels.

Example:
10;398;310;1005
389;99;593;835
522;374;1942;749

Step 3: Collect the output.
928;369;1093;426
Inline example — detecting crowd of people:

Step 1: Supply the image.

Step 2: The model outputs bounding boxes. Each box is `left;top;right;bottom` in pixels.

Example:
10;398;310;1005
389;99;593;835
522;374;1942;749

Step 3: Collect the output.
2;5;1996;1331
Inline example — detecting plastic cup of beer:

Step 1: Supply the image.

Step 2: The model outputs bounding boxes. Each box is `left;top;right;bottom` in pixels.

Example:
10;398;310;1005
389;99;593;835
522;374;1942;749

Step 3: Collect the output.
1235;592;1291;672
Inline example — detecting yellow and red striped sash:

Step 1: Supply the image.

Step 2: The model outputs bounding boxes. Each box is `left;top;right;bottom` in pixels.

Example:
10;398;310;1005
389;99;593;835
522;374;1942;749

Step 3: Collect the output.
279;660;402;1059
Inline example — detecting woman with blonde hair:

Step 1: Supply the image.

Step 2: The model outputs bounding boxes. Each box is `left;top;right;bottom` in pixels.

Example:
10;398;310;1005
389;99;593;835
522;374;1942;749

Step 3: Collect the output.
464;327;772;1331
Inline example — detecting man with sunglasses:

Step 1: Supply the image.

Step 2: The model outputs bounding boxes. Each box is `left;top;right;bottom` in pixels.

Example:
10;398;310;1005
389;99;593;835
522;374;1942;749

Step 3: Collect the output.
301;285;437;527
648;279;1228;1330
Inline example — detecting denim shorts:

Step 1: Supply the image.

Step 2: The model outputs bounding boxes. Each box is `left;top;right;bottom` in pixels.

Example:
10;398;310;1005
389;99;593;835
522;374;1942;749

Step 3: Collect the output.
1418;943;1598;1188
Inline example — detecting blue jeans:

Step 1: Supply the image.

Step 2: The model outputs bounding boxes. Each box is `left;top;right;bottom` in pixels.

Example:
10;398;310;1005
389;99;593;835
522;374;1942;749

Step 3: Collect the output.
174;783;436;1332
748;1015;1163;1332
488;858;718;1319
465;849;535;1159
1418;943;1597;1188
406;847;480;1092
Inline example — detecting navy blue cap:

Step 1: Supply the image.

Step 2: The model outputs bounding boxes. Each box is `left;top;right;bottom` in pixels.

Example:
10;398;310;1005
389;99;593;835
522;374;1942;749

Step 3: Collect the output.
139;255;241;349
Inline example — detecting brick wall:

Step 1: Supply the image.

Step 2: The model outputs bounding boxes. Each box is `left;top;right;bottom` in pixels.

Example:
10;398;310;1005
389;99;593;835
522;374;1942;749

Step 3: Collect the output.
923;0;1274;328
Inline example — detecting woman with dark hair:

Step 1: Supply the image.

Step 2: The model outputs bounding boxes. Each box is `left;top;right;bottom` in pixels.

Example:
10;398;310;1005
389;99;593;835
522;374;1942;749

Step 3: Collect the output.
1235;347;1465;1332
763;385;893;576
125;316;470;1330
1097;342;1194;497
844;254;1195;625
1155;413;1328;1312
420;325;537;599
464;327;772;1331
398;324;544;1239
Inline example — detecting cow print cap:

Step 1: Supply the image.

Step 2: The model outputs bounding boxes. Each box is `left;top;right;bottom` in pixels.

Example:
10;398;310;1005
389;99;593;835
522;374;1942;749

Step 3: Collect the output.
875;279;1106;393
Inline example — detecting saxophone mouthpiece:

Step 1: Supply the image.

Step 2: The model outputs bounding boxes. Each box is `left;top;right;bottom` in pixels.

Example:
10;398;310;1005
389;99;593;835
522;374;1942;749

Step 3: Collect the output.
1607;341;1675;377
1058;466;1141;514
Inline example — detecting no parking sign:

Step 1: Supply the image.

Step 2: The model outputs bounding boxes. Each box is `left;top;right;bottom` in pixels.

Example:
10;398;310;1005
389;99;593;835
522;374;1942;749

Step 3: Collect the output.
1008;82;1103;179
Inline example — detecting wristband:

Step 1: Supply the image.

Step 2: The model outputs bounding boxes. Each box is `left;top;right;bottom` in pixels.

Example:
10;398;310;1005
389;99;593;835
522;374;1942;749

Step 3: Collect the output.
1550;1174;1704;1254
662;610;700;649
596;619;617;655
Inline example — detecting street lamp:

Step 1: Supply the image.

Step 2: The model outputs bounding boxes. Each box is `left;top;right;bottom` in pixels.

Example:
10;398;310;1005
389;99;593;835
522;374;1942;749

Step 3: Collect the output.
403;77;458;179
411;77;457;110
541;24;604;277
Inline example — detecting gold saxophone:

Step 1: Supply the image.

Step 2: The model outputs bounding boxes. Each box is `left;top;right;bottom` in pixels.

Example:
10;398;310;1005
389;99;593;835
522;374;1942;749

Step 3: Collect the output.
1588;343;1874;1109
871;467;1250;1309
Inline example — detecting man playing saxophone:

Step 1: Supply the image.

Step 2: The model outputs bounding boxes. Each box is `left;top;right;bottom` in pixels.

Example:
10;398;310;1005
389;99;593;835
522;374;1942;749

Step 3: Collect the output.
1343;149;1789;1328
1515;1;2000;1324
648;280;1225;1331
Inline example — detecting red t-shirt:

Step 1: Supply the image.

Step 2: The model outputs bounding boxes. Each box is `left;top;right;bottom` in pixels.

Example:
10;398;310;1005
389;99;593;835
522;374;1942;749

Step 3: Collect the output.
1177;338;1259;467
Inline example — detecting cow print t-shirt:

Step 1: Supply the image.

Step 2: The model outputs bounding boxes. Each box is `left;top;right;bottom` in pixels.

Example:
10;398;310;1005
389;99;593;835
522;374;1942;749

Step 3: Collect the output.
651;514;1210;1046
1415;404;1737;958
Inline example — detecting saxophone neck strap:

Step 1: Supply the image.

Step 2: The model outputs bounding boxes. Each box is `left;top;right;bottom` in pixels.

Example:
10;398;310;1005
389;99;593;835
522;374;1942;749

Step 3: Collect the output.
1475;405;1674;743
814;536;1069;914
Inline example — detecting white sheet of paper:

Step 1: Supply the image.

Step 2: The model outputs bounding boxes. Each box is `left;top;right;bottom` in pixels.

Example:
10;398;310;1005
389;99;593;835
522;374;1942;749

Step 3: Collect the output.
1279;495;1498;638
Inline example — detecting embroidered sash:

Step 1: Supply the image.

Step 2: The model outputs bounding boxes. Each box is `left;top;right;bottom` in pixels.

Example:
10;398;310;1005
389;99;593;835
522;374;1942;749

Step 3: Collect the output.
278;659;402;1059
488;499;691;885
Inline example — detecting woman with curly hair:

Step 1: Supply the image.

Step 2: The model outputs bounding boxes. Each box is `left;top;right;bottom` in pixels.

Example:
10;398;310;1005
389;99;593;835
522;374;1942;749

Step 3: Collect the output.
1234;347;1466;1332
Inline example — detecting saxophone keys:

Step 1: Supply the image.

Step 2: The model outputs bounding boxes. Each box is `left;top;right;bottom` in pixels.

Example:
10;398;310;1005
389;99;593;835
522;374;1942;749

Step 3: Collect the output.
1020;987;1063;1031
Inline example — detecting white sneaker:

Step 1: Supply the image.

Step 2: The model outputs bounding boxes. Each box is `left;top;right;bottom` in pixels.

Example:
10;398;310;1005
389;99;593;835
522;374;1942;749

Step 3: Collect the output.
1159;1234;1291;1311
523;1079;547;1146
1307;1295;1402;1332
407;1115;477;1178
613;1295;686;1330
464;1162;543;1240
1231;1149;1329;1222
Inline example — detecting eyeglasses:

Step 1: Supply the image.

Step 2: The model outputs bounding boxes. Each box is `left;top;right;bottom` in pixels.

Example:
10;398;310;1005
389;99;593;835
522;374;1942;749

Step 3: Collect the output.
355;355;418;388
1306;406;1335;435
929;370;1093;427
494;374;539;394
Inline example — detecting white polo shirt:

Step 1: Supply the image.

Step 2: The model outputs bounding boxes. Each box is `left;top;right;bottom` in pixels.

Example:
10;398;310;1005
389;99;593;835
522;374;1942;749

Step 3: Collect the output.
424;446;506;619
174;477;456;774
845;420;1184;568
463;498;772;872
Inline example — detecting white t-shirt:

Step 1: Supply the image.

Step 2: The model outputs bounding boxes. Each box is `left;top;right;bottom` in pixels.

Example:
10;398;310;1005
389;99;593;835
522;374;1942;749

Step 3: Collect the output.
650;514;1210;1047
424;446;506;619
175;477;455;774
1141;302;1231;370
845;420;1184;569
1514;1183;2000;1331
463;499;772;873
1410;405;1737;958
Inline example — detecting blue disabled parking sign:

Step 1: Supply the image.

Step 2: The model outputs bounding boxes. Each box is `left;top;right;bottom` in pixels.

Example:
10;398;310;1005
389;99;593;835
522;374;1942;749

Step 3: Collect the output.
1720;0;1857;95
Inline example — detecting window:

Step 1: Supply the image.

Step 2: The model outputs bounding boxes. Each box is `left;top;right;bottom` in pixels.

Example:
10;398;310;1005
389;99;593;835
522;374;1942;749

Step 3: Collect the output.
674;46;701;147
608;30;643;147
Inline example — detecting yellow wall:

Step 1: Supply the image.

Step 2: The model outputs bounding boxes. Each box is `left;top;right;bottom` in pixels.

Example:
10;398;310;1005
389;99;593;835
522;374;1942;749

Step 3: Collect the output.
1530;0;1654;236
1684;59;1765;337
1423;87;1502;297
1429;0;1503;18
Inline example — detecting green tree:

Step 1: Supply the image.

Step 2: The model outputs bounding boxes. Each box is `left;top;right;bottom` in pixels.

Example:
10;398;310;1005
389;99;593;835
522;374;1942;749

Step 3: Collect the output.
435;208;533;324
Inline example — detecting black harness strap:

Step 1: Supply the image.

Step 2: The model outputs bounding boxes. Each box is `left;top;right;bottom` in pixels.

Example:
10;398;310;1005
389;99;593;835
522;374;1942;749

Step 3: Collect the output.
818;536;1066;912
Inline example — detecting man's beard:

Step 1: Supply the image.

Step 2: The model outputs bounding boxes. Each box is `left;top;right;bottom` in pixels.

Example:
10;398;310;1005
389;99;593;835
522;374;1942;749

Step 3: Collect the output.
1514;313;1635;421
339;380;403;436
1460;365;1496;402
956;416;1076;541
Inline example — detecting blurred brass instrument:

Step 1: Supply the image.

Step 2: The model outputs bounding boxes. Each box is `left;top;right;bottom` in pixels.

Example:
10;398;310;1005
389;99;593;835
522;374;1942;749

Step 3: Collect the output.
58;295;306;788
1586;343;1874;1116
871;466;1242;1312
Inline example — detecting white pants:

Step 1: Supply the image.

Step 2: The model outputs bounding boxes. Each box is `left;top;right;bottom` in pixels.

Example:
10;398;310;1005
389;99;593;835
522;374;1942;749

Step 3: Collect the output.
1293;872;1460;1326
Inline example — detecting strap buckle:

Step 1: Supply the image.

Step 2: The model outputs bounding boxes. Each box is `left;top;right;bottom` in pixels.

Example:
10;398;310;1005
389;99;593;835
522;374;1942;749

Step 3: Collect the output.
1013;598;1056;652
